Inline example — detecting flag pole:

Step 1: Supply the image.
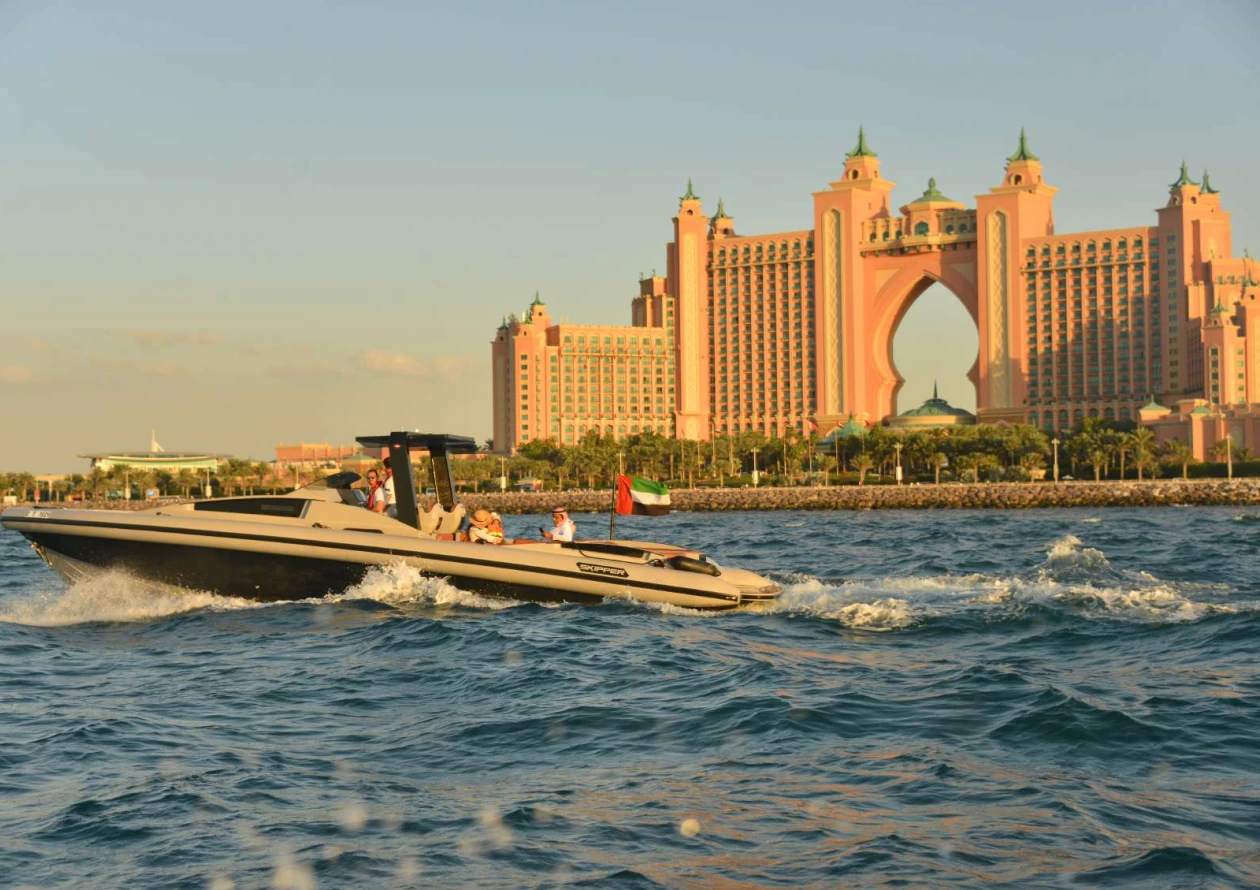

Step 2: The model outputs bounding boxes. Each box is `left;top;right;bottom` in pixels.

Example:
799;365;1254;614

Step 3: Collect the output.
609;452;624;540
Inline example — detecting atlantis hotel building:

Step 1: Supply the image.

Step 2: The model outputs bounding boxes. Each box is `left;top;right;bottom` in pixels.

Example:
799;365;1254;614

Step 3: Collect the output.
492;130;1257;454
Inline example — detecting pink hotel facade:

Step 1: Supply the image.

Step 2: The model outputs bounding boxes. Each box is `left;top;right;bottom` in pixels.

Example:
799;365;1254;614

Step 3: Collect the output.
492;130;1258;456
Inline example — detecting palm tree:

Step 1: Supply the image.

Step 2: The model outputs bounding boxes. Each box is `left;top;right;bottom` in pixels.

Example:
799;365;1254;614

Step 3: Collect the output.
253;461;271;495
154;470;175;496
1115;437;1131;480
1160;439;1195;480
1127;428;1157;481
933;452;947;485
88;467;107;501
952;453;979;484
1209;438;1234;463
1019;451;1047;481
14;472;36;502
175;469;197;499
852;454;875;486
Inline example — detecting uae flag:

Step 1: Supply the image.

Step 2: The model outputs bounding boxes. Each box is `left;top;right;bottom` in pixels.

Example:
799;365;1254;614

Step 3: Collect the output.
616;474;671;516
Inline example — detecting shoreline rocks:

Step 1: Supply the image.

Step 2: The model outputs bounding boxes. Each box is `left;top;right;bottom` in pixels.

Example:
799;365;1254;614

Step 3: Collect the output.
12;479;1260;514
461;479;1260;513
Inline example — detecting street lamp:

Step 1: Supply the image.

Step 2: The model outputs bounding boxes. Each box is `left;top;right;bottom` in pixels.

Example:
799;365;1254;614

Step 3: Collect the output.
499;456;508;492
1052;437;1060;483
1226;433;1234;480
750;446;760;487
710;418;716;477
894;441;903;485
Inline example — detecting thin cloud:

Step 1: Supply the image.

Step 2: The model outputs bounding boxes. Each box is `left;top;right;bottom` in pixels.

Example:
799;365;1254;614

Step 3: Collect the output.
0;364;44;384
104;359;191;378
112;330;223;348
28;339;50;351
354;350;474;379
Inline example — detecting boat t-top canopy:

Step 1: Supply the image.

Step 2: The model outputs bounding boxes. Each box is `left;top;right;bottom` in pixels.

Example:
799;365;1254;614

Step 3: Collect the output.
355;432;478;528
355;433;478;455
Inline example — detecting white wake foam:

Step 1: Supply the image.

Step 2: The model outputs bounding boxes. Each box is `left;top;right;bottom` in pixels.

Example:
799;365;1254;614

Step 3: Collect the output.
0;562;525;627
332;562;526;611
754;534;1243;628
761;575;927;630
1042;534;1112;572
0;570;257;627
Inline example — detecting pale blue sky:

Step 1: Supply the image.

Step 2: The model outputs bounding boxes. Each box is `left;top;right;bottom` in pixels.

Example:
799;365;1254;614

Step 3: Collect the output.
2;0;1257;471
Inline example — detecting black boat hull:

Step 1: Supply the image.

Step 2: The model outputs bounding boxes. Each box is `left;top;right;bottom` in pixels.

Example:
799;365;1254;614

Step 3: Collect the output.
23;530;608;605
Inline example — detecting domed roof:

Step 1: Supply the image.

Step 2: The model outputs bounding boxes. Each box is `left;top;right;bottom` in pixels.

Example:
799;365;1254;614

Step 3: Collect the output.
816;415;868;448
899;385;974;419
904;177;960;207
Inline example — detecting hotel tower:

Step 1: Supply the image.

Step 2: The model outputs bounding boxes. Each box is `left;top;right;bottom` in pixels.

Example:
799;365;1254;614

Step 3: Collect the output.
492;130;1257;455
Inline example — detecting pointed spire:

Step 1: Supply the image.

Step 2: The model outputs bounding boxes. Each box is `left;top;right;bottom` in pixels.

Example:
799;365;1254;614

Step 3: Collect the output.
933;380;939;400
680;178;698;202
1171;160;1197;188
531;290;543;306
845;125;877;159
713;198;730;220
1201;169;1218;194
1006;127;1040;163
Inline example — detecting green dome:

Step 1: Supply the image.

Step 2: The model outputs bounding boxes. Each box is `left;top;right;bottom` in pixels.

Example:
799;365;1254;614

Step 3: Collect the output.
899;388;974;419
906;177;957;206
816;415;868;448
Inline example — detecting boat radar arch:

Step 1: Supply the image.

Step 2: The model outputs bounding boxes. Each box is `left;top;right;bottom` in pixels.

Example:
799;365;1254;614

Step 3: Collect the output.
355;432;478;528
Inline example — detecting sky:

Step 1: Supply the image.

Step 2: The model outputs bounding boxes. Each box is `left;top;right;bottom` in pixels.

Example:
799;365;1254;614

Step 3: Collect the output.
1;0;1257;472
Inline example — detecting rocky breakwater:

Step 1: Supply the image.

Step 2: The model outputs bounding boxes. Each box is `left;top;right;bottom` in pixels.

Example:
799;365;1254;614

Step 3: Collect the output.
461;479;1260;514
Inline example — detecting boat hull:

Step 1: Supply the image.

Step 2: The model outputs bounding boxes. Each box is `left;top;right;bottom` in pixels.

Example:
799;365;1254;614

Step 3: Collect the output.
3;509;752;609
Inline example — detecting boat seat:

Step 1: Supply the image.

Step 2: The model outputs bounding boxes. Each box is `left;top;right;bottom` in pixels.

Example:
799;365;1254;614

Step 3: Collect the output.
418;504;445;536
417;503;467;537
436;504;466;536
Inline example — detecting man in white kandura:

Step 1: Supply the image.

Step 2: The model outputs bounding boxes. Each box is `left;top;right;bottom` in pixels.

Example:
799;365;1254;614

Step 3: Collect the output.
542;508;576;542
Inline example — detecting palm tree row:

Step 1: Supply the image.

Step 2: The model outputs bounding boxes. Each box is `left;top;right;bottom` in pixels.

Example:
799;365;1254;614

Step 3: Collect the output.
0;459;288;503
0;420;1250;502
456;421;1243;490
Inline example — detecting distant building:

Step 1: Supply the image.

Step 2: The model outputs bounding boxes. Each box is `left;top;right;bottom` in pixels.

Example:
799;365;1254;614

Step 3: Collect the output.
491;291;675;453
274;442;362;469
492;130;1259;453
80;431;229;473
1139;397;1260;462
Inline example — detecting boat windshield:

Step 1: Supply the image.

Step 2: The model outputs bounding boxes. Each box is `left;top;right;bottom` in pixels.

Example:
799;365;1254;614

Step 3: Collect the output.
296;472;366;506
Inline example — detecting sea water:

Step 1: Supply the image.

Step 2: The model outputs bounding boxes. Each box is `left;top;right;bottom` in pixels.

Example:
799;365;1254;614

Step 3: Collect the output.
1;508;1258;888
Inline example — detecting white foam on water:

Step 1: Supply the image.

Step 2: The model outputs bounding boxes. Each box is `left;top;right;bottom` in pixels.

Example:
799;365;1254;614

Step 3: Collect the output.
0;561;528;627
762;576;921;630
331;562;526;611
754;534;1241;628
1042;534;1112;571
632;599;717;618
0;570;257;627
1050;583;1228;623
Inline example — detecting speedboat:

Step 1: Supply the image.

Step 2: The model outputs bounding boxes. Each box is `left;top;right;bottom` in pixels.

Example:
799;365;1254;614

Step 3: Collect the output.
0;432;781;610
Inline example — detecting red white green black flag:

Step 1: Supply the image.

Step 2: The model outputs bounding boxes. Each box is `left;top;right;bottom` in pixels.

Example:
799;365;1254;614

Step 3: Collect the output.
616;474;670;516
